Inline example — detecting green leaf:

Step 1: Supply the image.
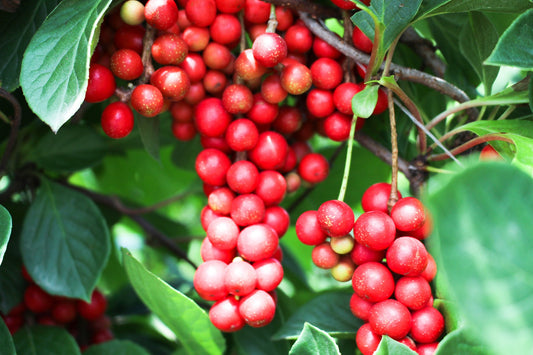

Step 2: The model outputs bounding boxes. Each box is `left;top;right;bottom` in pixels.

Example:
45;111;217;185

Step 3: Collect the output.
13;325;81;355
0;254;26;314
0;205;12;265
435;327;494;355
122;249;226;355
137;113;160;160
529;75;533;112
289;323;340;355
419;0;533;18
486;9;533;70
427;162;533;355
0;0;58;92
459;12;499;94
84;340;150;355
374;336;417;355
20;0;114;132
272;292;363;340
0;318;16;355
351;85;378;119
20;180;110;300
27;125;108;172
457;120;533;174
351;0;423;53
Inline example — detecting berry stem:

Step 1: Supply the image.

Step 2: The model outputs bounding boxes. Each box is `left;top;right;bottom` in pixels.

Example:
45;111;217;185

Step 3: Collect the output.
428;134;513;162
342;10;355;83
337;115;359;202
139;24;156;83
266;4;278;33
387;88;399;212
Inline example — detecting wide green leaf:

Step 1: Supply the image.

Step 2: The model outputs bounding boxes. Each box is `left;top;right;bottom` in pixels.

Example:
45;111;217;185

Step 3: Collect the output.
122;249;226;355
419;0;532;18
351;85;379;119
20;0;114;132
0;0;58;92
0;254;26;314
459;12;499;94
272;292;363;340
0;205;12;265
0;317;16;355
288;323;340;355
486;9;533;70
427;162;533;355
84;339;150;355
27;125;108;172
374;336;417;355
136;113;160;161
435;327;494;355
13;325;81;355
20;180;110;300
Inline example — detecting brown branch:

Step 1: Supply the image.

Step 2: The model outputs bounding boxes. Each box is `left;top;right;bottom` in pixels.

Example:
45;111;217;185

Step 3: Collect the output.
262;0;340;19
0;88;21;177
298;13;471;104
387;88;399;212
428;134;514;162
64;183;198;269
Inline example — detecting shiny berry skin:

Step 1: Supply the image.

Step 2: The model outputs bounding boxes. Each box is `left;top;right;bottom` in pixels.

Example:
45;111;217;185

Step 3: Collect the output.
311;242;339;269
284;24;313;53
114;25;145;54
237;223;278;261
353;211;396;251
194;260;228;301
208;187;234;215
390;197;426;232
203;70;228;95
101;101;134;139
226;160;259;194
410;306;445;344
186;0;217;27
350;292;374;321
194;98;232;137
306;89;335;118
373;88;388;115
85;64;116;103
322;112;353;142
263;206;290;238
200;206;223;231
280;63;312;95
361;182;402;213
253;258;283;292
225;118;259;152
248;131;289;171
356;323;382;355
416;342;440;355
203;42;234;70
255;170;286;206
151;33;188;66
369;299;412;340
480;144;503;161
252;33;287;68
215;0;244;13
350;241;386;265
272;106;302;134
224;260;257;296
247;93;279;125
110;49;143;81
395;276;432;311
330;235;355;255
144;0;179;30
209;296;245;332
180;53;207;82
195;148;231;187
243;0;270;24
231;194;265;227
222;84;253;114
150;66;190;101
317;200;355;238
352;26;373;53
298;153;329;184
210;13;242;45
239;289;276;327
207;216;240;250
295;210;328;246
310;58;343;90
130;84;164;117
261;73;288;104
120;0;145;26
77;290;107;321
421;253;437;282
313;35;342;59
200;237;236;264
24;284;54;313
234;49;267;81
181;26;210;52
333;82;364;115
386;237;429;276
352;262;395;303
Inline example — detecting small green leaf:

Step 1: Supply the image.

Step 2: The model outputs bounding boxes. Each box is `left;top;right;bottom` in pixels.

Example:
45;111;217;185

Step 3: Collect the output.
427;162;533;355
0;318;15;355
459;12;499;94
486;9;533;70
374;336;417;355
137;113;160;160
27;125;108;172
122;249;226;355
0;205;12;265
352;85;379;119
419;0;532;18
20;180;110;300
0;0;59;92
435;327;494;355
289;323;340;355
272;292;363;340
20;0;114;132
13;325;81;355
84;340;150;355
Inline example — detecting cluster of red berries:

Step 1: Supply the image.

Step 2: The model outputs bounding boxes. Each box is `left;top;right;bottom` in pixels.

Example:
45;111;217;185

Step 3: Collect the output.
1;267;112;349
296;183;444;355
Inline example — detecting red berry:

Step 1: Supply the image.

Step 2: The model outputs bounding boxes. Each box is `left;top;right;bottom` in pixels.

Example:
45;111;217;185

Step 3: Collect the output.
311;242;340;269
181;26;210;52
356;323;382;355
480;144;503;161
195;148;231;187
386;237;429;276
200;237;236;264
261;73;288;104
85;64;116;103
272;106;302;134
255;170;286;206
91;328;114;344
350;241;386;265
394;276;432;311
114;25;145;54
284;24;313;53
144;0;178;30
252;33;288;68
353;211;396;251
317;200;355;238
306;89;335;118
390;197;426;232
352;26;373;53
101;102;134;139
369;299;412;340
207;216;240;250
203;42;234;70
248;131;289;171
313;35;342;59
247;93;279;125
234;49;267;81
350;292;374;321
237;223;278;262
172;121;196;141
231;194;265;227
194;98;232;137
333;82;365;115
208;187;234;215
225;118;259;152
263;206;290;238
151;33;188;65
24;284;53;313
194;260;228;301
186;0;217;27
322;111;353;142
210;13;242;45
215;0;245;13
226;160;260;194
180;53;207;82
310;58;343;90
410;306;445;344
224;260;257;296
296;210;328;246
243;0;270;24
51;299;77;324
130;84;164;117
209;296;245;332
253;258;283;292
150;66;191;101
77;290;107;321
222;84;253;114
239;289;276;327
298;153;329;184
416;342;440;355
361;182;402;213
421;253;437;282
352;262;395;303
280;63;312;95
110;49;143;81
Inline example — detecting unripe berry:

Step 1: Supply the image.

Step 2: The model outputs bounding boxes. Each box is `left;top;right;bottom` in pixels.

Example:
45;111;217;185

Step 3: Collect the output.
120;0;145;26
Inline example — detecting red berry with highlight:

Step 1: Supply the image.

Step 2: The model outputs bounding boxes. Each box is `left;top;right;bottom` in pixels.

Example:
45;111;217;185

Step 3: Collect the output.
101;101;134;139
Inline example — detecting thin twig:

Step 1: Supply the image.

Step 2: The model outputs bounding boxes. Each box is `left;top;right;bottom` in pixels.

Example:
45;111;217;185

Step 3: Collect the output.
387;88;399;212
428;134;514;162
0;88;22;177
